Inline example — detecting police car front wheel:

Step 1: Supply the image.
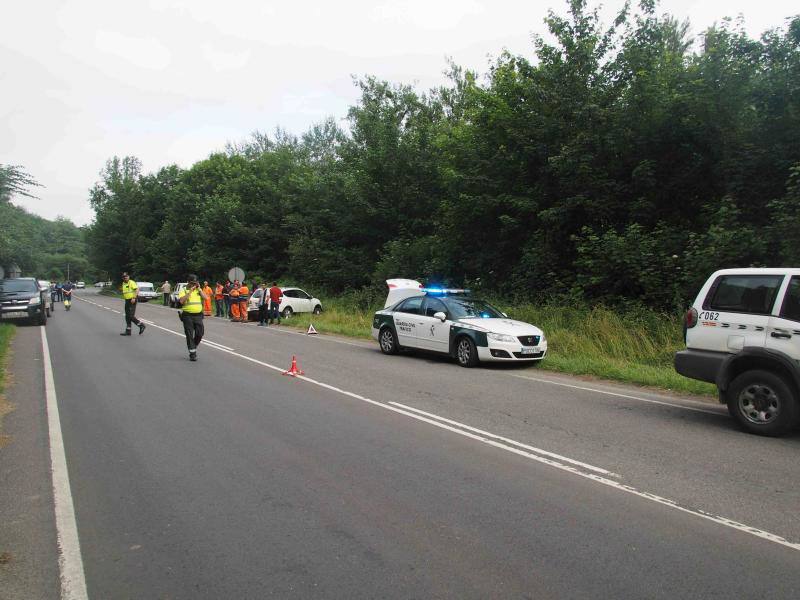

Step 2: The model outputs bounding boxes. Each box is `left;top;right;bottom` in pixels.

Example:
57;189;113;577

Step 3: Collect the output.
456;336;479;368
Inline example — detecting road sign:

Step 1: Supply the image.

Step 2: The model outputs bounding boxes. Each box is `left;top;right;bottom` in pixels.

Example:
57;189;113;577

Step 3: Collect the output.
228;266;245;282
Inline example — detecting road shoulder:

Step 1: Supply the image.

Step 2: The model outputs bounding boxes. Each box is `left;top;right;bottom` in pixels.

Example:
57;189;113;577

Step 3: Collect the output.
0;324;60;600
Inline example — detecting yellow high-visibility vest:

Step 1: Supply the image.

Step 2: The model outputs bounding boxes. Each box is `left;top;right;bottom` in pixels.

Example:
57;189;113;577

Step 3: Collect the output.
179;288;203;314
121;280;138;300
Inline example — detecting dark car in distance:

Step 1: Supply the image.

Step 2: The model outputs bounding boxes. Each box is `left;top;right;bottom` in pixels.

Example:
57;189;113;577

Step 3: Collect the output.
0;278;48;325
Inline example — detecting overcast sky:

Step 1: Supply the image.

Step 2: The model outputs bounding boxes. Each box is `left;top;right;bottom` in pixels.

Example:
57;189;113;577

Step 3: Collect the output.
2;0;797;226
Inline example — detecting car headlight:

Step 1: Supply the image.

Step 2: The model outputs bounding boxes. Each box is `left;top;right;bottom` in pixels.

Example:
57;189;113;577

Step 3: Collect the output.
540;333;546;343
487;332;516;343
29;297;41;306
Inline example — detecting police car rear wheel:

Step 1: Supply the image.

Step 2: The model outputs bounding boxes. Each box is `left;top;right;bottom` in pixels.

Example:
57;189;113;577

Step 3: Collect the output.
456;336;478;368
379;327;399;355
282;307;293;319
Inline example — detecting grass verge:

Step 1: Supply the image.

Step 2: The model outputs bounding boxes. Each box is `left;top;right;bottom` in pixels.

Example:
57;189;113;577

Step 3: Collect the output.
0;323;17;448
276;298;716;398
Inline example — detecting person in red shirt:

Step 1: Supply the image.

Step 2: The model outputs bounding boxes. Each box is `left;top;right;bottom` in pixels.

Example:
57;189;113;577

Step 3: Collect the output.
268;282;283;324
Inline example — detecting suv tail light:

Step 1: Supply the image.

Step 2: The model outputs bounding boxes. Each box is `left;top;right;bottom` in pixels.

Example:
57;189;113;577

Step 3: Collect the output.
685;307;698;329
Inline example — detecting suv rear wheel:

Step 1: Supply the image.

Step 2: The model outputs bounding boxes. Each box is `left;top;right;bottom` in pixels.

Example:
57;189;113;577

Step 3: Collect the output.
726;370;799;436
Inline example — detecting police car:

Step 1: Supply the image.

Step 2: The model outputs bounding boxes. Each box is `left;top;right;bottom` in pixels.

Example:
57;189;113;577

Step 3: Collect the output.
372;279;547;367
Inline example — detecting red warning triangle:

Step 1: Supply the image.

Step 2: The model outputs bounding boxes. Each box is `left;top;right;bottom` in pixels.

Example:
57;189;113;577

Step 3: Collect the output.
307;323;318;335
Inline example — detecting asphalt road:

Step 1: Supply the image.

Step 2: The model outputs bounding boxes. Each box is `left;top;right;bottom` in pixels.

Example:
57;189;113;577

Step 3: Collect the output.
5;288;800;598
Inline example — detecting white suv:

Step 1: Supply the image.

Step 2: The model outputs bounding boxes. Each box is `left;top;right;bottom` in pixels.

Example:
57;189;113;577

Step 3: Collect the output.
135;282;159;302
675;268;800;436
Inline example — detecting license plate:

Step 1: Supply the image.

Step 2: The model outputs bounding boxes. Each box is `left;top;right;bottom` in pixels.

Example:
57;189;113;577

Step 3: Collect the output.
520;347;540;355
3;311;29;319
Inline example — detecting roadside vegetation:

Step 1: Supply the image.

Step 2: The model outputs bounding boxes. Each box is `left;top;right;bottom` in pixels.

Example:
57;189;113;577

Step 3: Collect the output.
75;0;799;398
84;2;800;316
0;323;16;447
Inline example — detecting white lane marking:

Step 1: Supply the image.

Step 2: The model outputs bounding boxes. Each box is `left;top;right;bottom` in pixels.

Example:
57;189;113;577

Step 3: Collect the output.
508;373;723;415
137;318;234;350
41;328;90;600
204;340;234;351
388;401;616;476
255;325;368;348
78;299;800;551
81;295;369;349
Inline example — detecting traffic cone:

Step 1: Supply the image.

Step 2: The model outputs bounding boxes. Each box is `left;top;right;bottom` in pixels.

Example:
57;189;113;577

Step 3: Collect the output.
307;323;318;335
282;355;305;377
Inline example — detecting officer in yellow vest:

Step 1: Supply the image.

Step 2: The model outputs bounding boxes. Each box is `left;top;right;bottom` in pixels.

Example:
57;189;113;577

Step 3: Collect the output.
178;274;209;362
120;272;146;336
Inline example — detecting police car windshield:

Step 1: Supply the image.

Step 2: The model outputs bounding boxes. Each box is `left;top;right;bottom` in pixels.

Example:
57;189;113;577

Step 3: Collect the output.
445;298;504;319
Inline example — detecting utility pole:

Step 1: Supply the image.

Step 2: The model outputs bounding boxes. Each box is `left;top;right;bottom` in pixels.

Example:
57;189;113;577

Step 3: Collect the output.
67;262;70;281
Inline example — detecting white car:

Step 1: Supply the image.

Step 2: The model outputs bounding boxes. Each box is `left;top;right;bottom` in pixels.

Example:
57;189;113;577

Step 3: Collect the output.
38;280;54;317
371;279;547;367
136;282;159;302
246;287;323;319
76;281;85;289
169;283;188;307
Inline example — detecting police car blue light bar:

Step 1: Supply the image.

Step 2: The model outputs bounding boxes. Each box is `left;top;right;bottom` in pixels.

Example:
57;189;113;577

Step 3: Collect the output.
421;287;471;296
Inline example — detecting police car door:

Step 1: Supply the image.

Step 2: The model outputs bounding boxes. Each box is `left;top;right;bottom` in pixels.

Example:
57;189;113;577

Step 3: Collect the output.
418;297;451;353
767;275;800;361
393;296;424;348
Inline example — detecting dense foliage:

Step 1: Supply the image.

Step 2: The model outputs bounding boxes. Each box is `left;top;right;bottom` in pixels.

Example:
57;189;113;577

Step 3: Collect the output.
1;165;93;282
87;1;800;309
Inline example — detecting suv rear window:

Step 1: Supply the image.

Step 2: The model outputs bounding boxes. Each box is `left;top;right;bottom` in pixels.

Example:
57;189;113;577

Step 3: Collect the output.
0;279;38;293
705;275;784;315
780;277;800;322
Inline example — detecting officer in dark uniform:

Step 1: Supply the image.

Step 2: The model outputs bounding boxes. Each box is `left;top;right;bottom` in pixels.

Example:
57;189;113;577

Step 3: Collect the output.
120;272;146;336
178;274;208;361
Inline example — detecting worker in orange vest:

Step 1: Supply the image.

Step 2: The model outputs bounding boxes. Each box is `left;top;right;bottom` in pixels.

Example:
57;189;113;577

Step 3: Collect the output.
202;281;213;316
238;281;250;322
214;282;224;317
229;280;240;322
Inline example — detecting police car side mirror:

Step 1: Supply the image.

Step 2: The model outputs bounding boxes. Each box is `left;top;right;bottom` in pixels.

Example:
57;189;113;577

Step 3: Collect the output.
501;312;508;318
434;311;447;322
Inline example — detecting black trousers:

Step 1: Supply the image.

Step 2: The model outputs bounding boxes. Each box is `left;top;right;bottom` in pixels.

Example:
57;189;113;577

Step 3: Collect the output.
181;312;204;352
124;299;141;328
258;303;268;324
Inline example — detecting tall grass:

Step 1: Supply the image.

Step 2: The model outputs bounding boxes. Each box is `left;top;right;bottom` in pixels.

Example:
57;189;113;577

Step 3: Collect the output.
0;323;13;394
0;323;15;446
281;295;716;397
